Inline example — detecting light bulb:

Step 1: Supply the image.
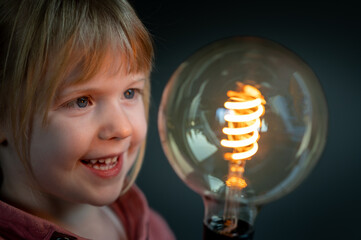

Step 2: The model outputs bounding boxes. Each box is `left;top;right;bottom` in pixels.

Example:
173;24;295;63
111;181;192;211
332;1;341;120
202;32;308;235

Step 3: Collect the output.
158;36;328;239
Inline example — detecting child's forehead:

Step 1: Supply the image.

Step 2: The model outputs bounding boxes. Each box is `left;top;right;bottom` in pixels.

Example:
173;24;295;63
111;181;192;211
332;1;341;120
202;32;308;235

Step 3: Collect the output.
46;41;151;102
56;55;149;94
59;50;131;86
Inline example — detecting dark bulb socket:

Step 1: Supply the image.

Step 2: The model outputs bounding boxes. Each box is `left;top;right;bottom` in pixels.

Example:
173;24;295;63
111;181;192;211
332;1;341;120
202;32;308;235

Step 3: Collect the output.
203;217;254;240
1;140;8;147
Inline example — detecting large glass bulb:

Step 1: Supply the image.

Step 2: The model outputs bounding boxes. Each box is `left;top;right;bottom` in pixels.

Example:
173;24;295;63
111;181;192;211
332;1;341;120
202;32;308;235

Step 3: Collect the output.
158;36;328;239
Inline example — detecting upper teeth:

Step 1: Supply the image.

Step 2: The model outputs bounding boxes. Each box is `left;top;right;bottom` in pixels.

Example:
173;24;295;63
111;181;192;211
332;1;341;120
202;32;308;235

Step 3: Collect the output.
89;157;117;165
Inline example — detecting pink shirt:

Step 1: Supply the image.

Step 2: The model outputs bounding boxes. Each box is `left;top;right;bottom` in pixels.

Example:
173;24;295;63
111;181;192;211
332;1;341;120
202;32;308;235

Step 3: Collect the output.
0;186;175;240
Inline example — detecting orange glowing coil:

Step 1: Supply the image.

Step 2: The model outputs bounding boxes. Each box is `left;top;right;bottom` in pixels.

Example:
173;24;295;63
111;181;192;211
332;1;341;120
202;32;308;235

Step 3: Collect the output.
221;84;265;189
221;84;265;161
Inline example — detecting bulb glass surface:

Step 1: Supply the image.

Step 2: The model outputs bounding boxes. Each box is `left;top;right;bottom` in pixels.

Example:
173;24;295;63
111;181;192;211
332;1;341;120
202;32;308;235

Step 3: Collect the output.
158;36;328;206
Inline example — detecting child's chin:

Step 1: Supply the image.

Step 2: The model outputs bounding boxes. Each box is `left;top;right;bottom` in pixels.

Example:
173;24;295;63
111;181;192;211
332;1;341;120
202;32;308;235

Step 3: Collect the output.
88;195;119;207
86;190;122;206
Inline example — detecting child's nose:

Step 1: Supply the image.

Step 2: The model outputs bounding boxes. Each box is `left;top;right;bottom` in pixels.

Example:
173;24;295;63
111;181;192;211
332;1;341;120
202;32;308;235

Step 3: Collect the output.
97;104;132;141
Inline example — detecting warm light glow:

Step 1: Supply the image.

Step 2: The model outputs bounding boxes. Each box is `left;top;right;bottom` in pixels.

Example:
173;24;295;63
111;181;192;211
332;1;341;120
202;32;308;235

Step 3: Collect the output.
224;98;261;110
223;118;261;135
221;131;259;148
221;83;266;189
230;165;245;173
225;176;247;189
224;143;259;160
224;105;264;122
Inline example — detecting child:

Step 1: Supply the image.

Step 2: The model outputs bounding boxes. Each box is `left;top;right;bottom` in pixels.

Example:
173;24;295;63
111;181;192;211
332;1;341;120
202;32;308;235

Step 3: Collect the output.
0;0;175;239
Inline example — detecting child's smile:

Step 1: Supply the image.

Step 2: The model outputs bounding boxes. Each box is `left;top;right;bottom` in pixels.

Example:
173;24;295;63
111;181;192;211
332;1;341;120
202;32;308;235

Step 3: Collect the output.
81;154;123;178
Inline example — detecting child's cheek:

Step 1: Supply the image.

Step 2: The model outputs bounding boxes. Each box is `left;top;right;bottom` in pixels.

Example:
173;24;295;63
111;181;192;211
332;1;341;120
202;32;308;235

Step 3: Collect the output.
30;114;93;173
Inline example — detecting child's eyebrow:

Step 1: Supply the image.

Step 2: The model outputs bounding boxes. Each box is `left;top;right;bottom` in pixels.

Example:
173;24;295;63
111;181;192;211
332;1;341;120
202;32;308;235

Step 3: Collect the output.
56;77;147;99
131;77;147;83
55;87;99;101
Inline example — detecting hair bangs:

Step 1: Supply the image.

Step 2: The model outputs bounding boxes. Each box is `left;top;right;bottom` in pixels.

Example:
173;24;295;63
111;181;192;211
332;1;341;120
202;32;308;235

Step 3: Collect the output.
39;0;154;121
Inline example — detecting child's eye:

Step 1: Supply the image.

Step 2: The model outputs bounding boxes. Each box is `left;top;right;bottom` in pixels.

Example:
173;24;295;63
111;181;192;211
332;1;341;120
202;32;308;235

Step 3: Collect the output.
124;89;137;99
65;96;91;109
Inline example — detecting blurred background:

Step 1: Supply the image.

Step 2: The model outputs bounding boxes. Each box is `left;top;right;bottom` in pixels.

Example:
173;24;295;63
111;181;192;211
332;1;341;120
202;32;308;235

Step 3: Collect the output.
130;0;361;239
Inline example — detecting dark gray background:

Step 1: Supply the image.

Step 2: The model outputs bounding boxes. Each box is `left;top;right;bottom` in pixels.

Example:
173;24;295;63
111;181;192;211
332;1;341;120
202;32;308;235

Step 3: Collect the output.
130;1;361;239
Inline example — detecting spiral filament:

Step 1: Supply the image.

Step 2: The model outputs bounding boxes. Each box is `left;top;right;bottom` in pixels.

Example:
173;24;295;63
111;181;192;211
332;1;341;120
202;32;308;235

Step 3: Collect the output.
221;83;266;189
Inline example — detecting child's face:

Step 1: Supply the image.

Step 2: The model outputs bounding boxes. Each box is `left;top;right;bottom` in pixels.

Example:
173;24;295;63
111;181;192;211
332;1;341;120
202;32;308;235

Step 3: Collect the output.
28;64;148;206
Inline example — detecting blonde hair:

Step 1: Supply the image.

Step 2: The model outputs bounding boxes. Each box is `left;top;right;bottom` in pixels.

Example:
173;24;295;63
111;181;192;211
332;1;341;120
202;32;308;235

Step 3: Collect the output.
0;0;153;193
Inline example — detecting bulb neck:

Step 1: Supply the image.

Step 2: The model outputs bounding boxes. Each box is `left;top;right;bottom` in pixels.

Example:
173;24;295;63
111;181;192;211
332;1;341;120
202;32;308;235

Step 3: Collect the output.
202;195;257;240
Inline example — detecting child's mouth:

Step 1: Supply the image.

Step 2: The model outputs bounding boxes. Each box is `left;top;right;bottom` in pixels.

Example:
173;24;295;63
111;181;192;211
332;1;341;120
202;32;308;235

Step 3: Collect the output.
81;156;118;171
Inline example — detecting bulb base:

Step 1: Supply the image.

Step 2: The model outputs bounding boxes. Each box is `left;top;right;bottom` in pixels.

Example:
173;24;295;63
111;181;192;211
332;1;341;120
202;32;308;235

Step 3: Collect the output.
203;217;254;240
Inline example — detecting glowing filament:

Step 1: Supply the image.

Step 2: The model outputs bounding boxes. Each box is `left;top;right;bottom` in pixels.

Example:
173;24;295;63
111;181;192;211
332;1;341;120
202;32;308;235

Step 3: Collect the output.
221;83;265;189
224;143;259;160
221;131;259;148
223;118;261;135
224;105;264;122
224;98;262;110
